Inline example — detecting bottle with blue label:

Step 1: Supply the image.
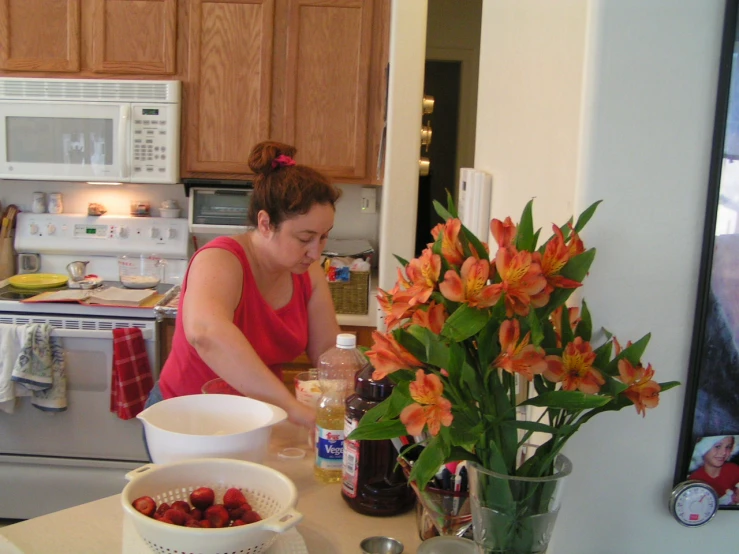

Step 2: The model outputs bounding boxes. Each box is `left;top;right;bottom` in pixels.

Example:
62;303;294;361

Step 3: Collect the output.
314;333;366;484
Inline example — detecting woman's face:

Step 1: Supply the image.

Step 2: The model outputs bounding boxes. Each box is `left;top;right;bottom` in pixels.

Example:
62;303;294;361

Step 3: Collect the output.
270;203;335;273
704;437;735;469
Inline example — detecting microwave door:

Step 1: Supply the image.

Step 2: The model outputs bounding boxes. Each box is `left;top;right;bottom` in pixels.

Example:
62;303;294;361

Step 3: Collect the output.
0;101;127;182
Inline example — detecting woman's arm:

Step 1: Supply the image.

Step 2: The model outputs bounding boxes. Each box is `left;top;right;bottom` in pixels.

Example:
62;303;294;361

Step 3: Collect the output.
305;261;342;366
181;248;314;427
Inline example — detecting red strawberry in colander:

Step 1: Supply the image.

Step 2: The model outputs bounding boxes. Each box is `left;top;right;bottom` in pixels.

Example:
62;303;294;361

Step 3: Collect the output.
223;488;247;510
190;487;215;510
132;496;156;517
204;504;230;528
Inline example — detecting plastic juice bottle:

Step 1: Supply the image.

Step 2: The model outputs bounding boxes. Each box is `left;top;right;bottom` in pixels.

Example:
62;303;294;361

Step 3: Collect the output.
314;333;366;484
342;363;416;515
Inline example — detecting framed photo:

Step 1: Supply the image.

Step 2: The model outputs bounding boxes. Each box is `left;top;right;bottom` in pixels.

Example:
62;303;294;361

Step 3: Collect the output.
675;0;739;510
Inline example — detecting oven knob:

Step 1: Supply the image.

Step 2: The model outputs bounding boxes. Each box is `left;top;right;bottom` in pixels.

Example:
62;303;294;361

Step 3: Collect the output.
29;223;39;235
117;226;129;238
167;227;177;239
47;224;56;235
149;227;160;239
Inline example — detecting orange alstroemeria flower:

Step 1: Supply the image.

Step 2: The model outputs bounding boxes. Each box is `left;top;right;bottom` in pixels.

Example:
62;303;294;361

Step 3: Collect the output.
431;218;465;266
551;306;581;348
619;359;660;417
539;225;585;289
439;257;499;308
365;331;424;380
377;279;414;331
411;301;448;335
491;216;517;249
492;319;547;381
399;370;454;436
488;248;547;317
404;248;442;306
544;337;605;394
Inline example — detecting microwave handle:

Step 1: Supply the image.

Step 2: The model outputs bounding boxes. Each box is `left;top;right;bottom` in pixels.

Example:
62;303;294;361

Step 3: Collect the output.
118;105;131;179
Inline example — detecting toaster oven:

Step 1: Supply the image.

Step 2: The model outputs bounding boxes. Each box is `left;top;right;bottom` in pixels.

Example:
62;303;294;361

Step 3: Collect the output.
187;181;253;235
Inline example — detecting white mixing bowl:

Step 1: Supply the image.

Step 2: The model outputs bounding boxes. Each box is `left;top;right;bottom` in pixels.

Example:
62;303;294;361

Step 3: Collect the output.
137;394;287;464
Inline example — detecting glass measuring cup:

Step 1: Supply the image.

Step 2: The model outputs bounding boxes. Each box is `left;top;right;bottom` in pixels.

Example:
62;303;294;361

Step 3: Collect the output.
118;254;166;289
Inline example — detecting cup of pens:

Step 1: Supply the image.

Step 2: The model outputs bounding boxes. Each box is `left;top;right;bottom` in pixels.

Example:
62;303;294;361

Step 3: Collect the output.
398;456;472;540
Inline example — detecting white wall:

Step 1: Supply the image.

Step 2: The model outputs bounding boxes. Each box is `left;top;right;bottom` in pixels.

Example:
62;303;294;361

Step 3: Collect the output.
475;0;728;552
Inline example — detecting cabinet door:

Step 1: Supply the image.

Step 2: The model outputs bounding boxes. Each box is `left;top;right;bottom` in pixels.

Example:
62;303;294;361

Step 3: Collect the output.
186;0;274;174
0;0;80;72
90;0;177;74
280;0;373;179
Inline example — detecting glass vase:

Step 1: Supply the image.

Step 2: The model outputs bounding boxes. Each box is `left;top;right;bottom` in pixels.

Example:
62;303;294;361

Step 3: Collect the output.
468;454;572;554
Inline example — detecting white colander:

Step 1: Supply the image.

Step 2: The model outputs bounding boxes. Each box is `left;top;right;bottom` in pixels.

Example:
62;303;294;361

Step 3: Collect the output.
120;458;302;554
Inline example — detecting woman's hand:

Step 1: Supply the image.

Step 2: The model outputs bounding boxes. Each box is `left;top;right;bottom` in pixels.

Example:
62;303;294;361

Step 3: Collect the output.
288;400;317;429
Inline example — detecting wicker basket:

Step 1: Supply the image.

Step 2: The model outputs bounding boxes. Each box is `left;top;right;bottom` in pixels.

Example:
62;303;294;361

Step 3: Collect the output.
328;270;370;315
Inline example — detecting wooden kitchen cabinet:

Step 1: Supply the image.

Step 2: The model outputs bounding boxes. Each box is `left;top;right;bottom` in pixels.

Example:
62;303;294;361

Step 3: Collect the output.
186;0;275;175
0;0;181;77
183;0;389;184
89;0;177;75
0;0;81;72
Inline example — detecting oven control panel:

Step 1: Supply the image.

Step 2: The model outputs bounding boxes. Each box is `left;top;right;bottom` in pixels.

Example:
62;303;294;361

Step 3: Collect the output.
16;213;189;258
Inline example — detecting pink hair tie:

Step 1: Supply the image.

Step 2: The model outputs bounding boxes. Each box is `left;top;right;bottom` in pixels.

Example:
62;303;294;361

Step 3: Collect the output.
271;154;297;169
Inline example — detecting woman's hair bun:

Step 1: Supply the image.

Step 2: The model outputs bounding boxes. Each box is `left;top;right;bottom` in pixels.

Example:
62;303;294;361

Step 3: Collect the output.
248;141;298;175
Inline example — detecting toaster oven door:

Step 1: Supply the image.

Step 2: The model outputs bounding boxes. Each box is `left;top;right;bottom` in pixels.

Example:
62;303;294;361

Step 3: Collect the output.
189;187;253;234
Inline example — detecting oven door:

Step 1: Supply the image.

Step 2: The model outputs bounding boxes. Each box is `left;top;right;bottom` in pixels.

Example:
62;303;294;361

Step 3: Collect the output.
0;101;128;182
0;314;158;462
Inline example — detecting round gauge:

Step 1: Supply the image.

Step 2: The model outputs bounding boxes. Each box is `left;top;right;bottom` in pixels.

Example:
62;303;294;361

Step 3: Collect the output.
669;480;719;527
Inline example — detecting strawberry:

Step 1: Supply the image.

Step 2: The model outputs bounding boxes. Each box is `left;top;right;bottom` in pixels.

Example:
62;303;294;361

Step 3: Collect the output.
227;503;247;521
190;508;203;521
204;504;230;528
199;519;212;528
223;488;247;510
231;519;246;526
242;510;262;524
163;509;188;526
170;500;191;514
132;496;156;517
156;502;171;516
190;487;215;510
185;519;202;528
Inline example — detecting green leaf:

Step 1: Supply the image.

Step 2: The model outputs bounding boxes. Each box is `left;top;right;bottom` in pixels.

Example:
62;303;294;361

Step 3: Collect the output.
560;248;596;283
500;419;575;436
527;309;545;346
573;200;602;233
460;359;483;402
406;324;451;369
445;189;458;218
359;382;411;423
575;299;592;342
433;199;454;222
441;304;490;342
409;437;449;489
476;315;501;371
514;200;537;252
346;419;408;441
659;381;681;392
393;328;428;364
522;390;612;410
448;411;484;450
393;254;410;268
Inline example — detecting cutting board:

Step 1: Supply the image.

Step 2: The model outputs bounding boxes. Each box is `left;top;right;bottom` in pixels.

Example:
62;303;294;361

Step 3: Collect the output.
22;290;165;308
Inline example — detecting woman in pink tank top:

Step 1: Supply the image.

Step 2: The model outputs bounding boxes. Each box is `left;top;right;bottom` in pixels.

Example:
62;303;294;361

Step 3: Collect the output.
153;141;342;429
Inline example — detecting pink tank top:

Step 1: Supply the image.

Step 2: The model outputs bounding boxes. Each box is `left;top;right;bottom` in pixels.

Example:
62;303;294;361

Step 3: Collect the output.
158;236;312;398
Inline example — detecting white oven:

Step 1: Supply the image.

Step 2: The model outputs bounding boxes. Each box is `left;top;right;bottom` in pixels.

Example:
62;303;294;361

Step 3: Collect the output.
0;77;180;184
0;213;190;519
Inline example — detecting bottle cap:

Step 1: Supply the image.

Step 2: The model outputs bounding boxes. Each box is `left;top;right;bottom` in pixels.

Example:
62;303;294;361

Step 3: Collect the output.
336;333;357;349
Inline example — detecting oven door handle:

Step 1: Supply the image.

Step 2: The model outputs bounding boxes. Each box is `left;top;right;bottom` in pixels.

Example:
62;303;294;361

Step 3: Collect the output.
50;328;154;340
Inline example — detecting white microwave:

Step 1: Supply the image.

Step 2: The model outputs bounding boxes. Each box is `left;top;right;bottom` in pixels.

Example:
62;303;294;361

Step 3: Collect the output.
0;77;180;184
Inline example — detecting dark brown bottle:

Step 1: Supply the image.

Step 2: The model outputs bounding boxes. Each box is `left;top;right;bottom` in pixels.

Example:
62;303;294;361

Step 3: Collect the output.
341;364;416;516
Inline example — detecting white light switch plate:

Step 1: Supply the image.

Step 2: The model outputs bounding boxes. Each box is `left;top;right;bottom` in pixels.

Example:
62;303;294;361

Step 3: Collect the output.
360;187;377;214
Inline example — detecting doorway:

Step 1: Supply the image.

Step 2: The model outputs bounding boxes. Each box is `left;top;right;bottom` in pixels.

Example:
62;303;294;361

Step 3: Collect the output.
415;60;462;256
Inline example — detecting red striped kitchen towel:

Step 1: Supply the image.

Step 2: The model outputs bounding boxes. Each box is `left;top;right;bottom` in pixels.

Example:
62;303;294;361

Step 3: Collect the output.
110;327;154;420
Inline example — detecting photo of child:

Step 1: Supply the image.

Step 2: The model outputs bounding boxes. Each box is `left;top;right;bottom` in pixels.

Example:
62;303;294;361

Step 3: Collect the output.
688;435;739;505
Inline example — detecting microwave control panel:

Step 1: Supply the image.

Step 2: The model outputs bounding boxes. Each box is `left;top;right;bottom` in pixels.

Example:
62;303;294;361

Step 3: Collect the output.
130;104;179;183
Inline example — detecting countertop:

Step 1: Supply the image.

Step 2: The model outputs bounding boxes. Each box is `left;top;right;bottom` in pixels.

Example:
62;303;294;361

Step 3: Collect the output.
0;422;422;553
